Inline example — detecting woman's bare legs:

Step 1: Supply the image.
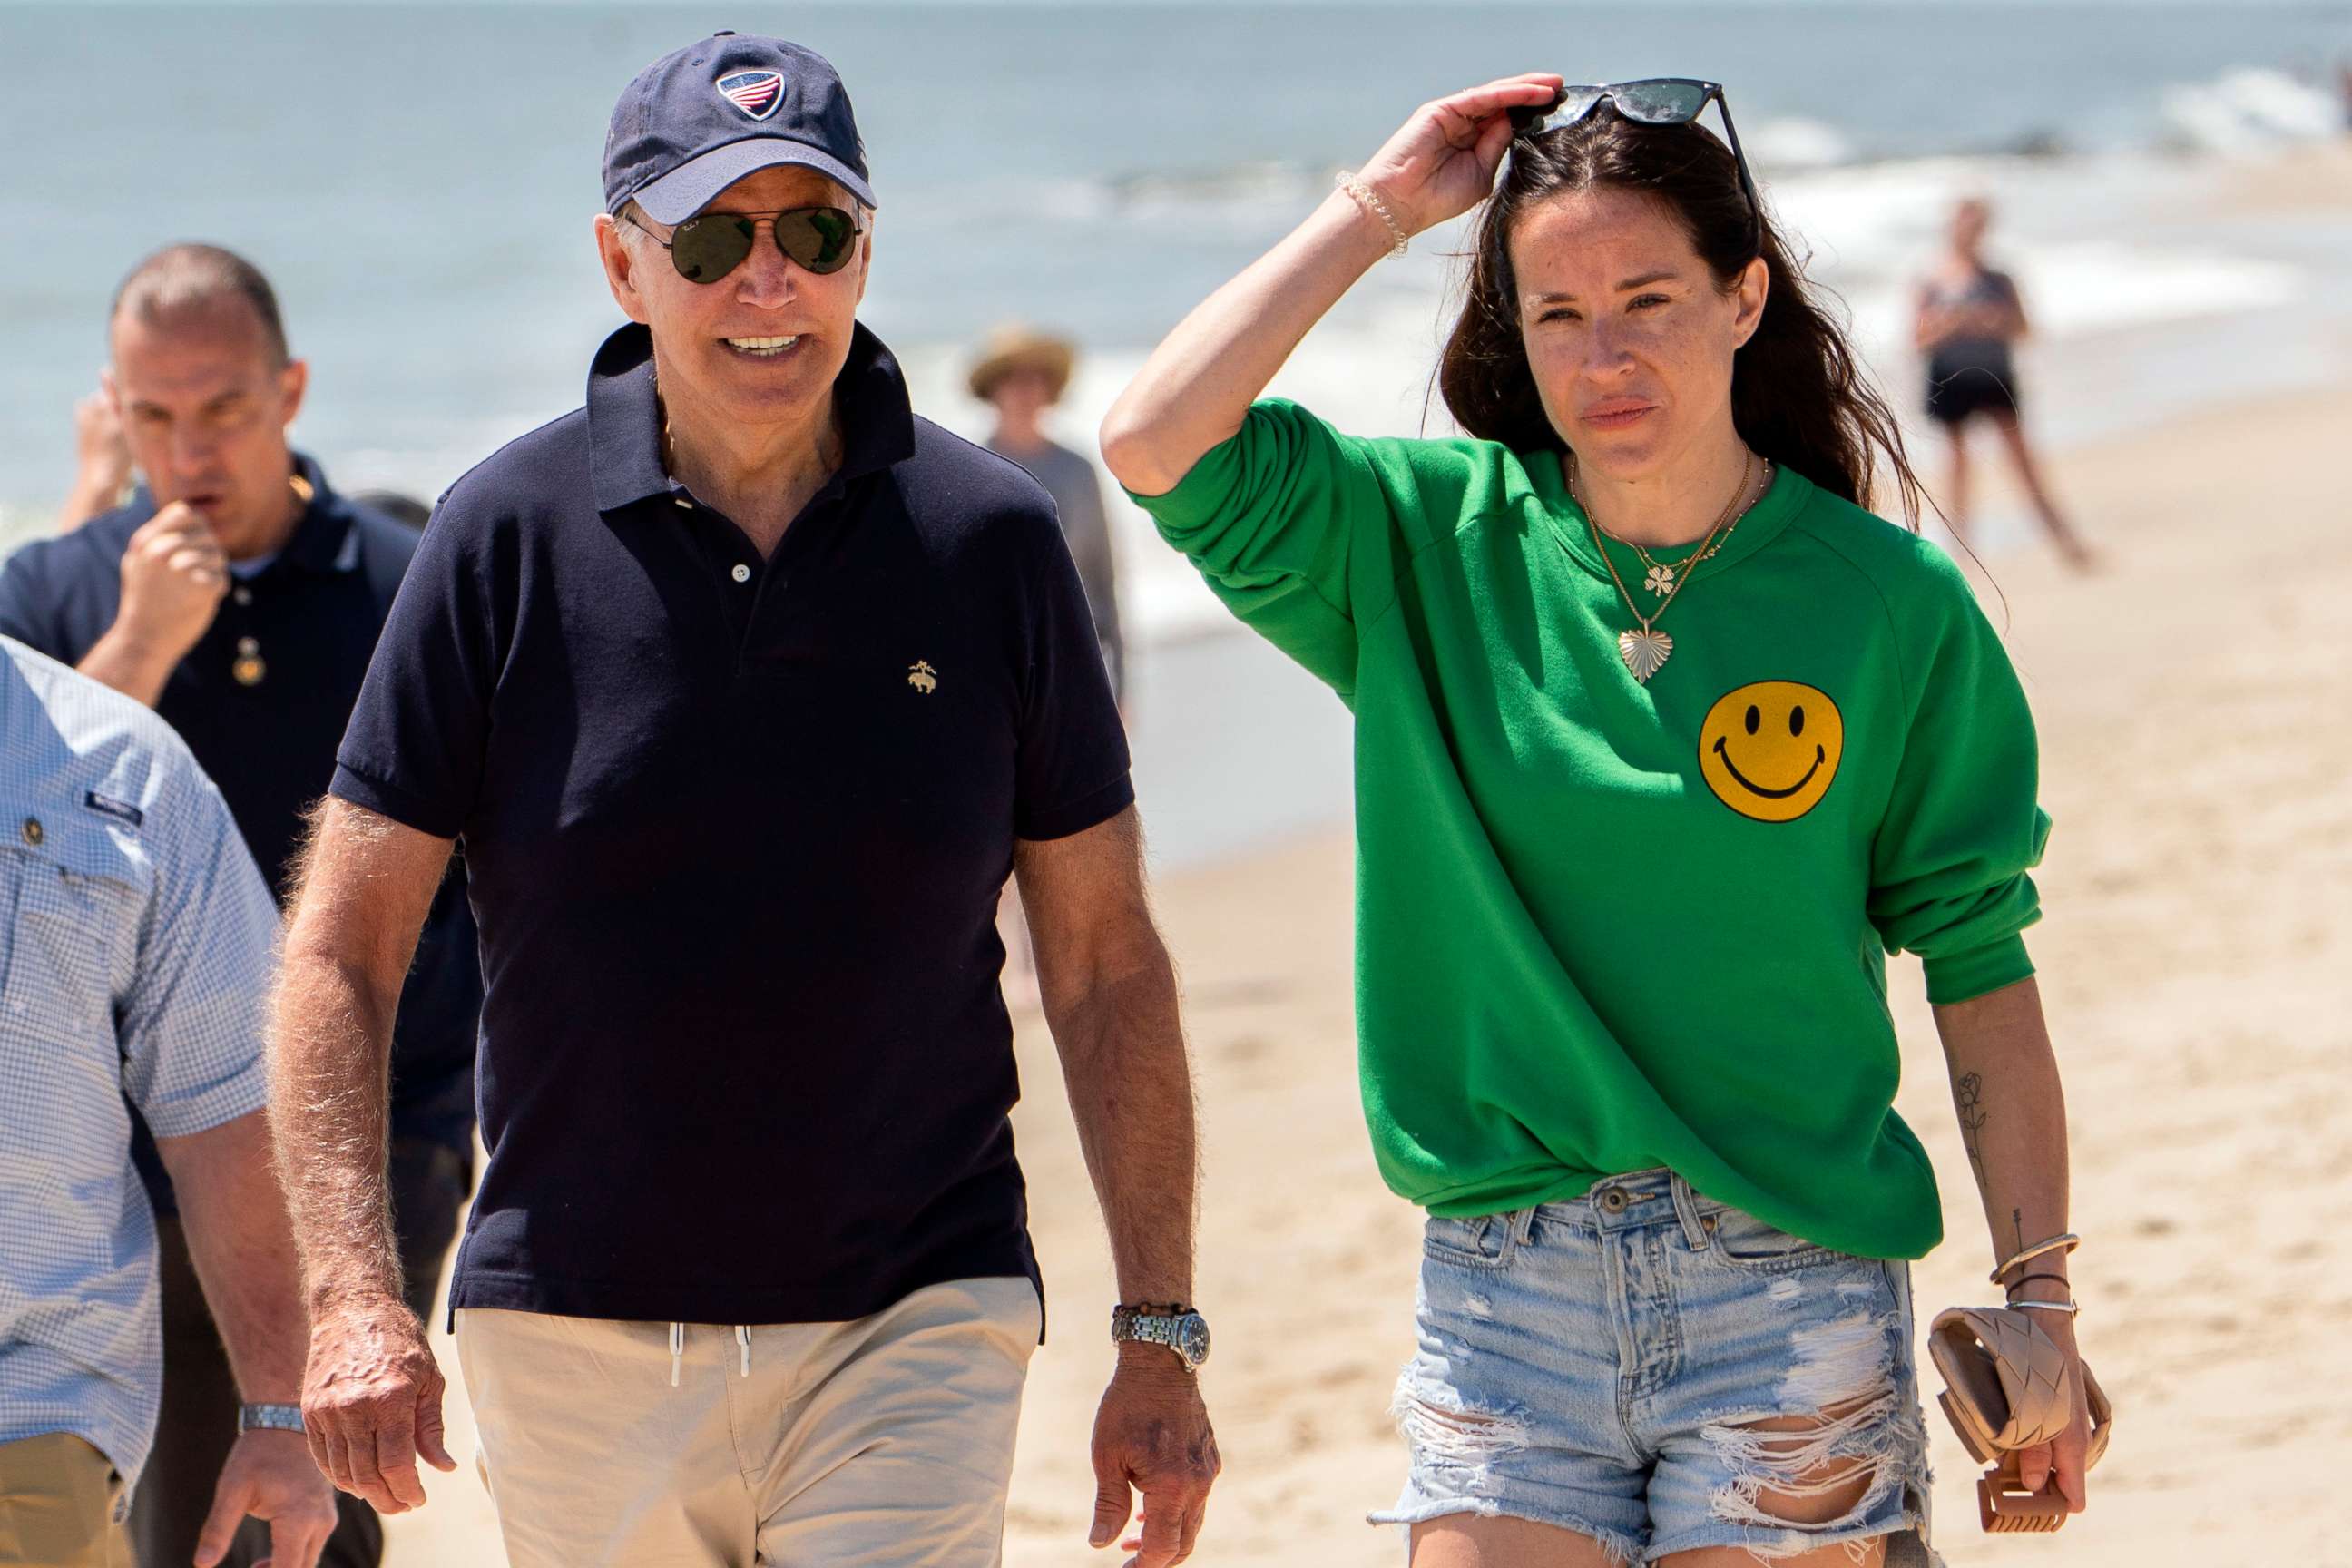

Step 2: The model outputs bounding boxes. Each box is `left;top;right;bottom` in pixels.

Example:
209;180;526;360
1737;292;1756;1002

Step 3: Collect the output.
1939;419;1972;548
1410;1515;1621;1568
1411;1513;1888;1568
1988;408;2096;568
1661;1541;1886;1568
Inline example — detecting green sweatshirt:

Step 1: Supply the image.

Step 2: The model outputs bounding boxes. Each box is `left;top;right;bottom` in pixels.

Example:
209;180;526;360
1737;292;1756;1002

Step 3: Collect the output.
1135;401;2050;1259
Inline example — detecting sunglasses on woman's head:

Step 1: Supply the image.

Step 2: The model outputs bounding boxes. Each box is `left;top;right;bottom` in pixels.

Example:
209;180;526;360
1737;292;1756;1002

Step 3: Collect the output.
626;206;864;284
1509;79;1762;240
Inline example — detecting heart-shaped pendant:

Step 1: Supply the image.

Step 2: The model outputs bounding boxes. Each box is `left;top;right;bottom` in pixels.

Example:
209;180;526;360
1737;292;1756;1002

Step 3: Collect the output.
1618;628;1672;683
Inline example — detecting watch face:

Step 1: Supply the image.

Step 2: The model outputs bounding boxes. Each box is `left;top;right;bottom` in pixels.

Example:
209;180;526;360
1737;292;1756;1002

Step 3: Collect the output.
1177;1313;1210;1367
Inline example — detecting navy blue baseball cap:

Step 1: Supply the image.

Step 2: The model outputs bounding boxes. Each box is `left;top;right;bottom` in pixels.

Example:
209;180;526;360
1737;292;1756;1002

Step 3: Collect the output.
603;33;876;223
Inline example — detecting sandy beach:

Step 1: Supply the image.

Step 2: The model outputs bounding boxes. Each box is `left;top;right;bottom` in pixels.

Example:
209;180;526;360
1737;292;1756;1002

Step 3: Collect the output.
379;355;2352;1565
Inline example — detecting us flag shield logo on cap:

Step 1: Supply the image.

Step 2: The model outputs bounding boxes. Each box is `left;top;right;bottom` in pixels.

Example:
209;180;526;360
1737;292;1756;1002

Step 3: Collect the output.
716;70;784;121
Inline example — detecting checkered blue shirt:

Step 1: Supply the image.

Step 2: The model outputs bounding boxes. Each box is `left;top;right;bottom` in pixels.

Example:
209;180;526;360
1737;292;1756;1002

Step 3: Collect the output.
0;636;277;1494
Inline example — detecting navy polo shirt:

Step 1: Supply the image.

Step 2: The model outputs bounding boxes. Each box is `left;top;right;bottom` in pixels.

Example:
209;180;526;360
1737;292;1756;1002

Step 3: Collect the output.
0;462;484;1203
331;322;1132;1327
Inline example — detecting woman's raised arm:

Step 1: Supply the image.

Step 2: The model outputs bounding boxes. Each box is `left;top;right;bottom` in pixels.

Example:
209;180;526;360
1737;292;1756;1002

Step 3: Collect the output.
1098;74;1562;497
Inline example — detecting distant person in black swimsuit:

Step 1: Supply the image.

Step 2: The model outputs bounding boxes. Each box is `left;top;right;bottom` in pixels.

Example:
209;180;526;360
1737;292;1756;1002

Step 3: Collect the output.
1915;197;2093;568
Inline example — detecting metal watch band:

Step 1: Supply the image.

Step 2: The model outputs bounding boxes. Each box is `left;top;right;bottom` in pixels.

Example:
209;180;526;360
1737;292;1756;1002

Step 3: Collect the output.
1110;1304;1210;1370
237;1402;306;1435
1111;1306;1184;1342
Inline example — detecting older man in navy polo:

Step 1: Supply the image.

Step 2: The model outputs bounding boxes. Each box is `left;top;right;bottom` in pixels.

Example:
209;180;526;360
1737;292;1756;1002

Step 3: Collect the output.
270;34;1219;1568
0;245;482;1568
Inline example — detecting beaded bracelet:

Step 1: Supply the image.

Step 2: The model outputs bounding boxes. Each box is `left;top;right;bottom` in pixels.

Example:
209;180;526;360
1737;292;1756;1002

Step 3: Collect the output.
1335;171;1409;260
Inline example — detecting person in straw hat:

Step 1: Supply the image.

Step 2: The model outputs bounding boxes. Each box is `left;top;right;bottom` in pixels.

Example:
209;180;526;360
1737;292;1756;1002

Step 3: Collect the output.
974;325;1126;704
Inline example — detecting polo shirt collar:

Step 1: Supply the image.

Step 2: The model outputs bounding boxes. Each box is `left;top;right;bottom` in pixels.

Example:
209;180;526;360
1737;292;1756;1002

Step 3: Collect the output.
586;320;917;515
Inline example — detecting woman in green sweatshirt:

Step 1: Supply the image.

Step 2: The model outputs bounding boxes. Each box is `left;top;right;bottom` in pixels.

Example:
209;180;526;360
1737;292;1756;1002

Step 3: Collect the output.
1102;77;2097;1566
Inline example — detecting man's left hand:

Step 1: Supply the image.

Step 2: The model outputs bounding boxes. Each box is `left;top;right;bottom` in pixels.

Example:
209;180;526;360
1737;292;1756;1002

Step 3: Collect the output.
1087;1349;1220;1568
195;1429;338;1568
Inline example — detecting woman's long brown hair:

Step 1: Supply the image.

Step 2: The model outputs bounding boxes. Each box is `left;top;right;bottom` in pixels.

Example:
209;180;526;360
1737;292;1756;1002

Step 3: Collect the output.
1437;108;1926;526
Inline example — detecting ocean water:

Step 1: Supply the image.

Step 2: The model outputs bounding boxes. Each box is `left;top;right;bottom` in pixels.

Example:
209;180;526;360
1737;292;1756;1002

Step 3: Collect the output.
4;1;2349;859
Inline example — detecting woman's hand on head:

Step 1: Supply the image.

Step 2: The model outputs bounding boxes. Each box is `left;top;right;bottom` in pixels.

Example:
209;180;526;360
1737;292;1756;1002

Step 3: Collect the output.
1358;75;1565;238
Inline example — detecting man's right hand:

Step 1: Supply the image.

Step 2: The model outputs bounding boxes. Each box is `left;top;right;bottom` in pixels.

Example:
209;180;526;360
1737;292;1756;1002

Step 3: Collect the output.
300;1295;456;1515
196;1431;338;1568
114;500;230;663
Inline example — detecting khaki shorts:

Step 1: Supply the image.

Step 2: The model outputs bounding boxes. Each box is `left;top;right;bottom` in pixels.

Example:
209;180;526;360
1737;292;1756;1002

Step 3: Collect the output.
0;1433;130;1568
456;1276;1042;1568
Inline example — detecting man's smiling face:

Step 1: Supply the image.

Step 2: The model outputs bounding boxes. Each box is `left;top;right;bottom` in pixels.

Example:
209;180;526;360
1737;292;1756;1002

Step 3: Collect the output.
597;164;871;436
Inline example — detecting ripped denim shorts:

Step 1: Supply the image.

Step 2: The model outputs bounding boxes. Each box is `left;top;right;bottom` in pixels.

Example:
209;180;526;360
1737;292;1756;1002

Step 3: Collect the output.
1371;1170;1938;1566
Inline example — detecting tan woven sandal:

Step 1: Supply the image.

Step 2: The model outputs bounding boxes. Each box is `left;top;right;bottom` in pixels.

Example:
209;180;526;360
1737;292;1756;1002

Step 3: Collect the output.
1927;1307;2114;1534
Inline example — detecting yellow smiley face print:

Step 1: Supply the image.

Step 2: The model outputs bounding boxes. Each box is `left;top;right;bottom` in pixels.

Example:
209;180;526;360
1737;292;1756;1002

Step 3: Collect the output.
1699;681;1845;822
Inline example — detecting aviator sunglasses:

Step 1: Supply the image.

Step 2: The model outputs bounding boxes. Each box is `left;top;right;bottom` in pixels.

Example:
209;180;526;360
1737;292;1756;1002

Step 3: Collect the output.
625;205;864;284
1510;79;1762;238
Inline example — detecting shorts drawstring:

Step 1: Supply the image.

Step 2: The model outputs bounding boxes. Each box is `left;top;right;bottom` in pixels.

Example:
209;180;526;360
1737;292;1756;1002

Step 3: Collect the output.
666;1323;752;1386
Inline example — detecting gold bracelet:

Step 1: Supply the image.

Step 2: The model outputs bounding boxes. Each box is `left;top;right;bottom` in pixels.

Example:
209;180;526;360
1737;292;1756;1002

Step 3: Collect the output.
1335;171;1408;260
1989;1231;2080;1285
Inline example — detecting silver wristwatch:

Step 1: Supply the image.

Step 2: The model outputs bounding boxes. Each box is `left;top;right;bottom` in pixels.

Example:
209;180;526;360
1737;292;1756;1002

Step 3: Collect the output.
237;1403;306;1435
1111;1304;1211;1373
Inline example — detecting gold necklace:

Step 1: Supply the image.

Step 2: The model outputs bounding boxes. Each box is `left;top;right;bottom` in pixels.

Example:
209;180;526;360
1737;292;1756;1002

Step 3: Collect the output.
1585;459;1772;597
1568;452;1755;684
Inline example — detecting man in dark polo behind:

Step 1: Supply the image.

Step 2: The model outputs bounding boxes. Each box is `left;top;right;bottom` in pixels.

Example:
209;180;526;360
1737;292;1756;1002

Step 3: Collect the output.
270;34;1219;1568
0;245;482;1568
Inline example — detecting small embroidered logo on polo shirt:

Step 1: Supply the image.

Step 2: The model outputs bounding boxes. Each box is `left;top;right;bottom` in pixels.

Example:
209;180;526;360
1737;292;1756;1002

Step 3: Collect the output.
83;791;144;828
906;661;938;695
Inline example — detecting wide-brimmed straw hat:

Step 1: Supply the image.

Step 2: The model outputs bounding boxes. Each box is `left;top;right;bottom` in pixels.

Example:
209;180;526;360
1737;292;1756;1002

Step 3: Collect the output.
967;325;1075;402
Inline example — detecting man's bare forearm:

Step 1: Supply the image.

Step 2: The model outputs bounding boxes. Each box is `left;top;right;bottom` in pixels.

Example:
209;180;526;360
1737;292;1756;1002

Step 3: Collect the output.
268;802;448;1316
158;1110;311;1400
1017;809;1202;1310
1052;944;1199;1308
1935;975;2072;1281
270;947;404;1311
